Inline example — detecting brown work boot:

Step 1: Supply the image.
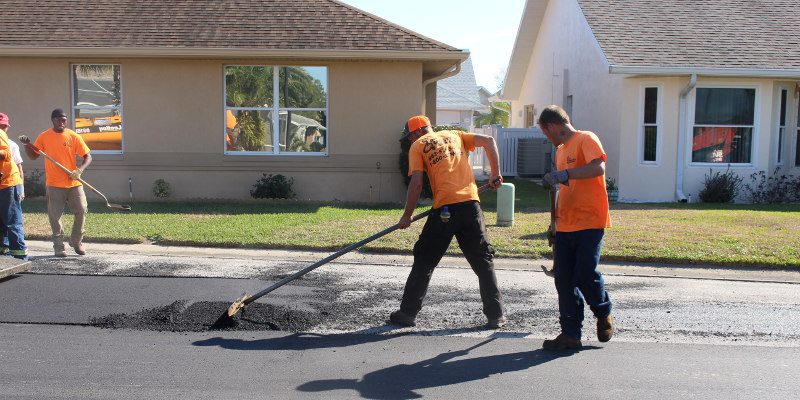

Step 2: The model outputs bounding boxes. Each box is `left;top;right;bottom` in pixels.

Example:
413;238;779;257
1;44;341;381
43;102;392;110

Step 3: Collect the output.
542;333;582;350
597;315;615;342
388;310;416;327
69;240;86;256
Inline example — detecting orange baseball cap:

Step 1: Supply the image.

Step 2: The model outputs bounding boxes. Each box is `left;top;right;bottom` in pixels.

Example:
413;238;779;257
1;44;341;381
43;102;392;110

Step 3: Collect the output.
407;115;431;133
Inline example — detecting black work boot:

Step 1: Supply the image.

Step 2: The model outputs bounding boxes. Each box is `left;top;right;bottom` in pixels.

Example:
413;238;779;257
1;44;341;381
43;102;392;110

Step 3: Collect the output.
388;310;416;327
542;333;582;350
486;315;507;329
597;315;615;342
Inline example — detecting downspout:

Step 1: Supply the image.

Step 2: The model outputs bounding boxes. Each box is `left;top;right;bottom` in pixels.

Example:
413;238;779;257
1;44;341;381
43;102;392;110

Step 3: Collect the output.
676;73;697;202
421;62;462;114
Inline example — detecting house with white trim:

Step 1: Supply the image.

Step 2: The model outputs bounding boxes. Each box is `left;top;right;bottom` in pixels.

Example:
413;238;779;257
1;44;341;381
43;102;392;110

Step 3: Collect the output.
501;0;800;202
0;0;468;202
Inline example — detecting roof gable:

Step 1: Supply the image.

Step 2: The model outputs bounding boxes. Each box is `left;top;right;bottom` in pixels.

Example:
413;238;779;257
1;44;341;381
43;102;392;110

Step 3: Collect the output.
437;55;486;111
0;0;459;54
578;0;800;71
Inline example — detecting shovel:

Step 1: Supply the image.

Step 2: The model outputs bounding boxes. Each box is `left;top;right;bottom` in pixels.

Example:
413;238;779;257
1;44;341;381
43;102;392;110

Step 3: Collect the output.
540;187;557;278
212;181;497;329
19;138;131;212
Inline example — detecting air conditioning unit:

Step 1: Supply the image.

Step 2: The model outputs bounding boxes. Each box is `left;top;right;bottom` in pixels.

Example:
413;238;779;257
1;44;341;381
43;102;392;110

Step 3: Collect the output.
516;138;553;177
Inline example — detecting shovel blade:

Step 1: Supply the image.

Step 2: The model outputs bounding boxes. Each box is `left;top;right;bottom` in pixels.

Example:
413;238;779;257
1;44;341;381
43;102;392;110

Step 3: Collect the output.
227;293;251;318
108;203;132;212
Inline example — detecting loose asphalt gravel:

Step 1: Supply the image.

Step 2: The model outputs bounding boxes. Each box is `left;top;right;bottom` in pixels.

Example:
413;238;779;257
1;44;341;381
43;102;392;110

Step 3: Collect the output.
2;240;797;348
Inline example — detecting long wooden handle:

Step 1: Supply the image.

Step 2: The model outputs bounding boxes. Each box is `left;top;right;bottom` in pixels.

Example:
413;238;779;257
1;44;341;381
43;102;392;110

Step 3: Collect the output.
22;142;106;200
243;182;496;305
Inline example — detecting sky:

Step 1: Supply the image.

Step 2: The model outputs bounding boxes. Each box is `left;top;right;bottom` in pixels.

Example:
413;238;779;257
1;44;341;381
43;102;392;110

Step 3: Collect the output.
339;0;527;92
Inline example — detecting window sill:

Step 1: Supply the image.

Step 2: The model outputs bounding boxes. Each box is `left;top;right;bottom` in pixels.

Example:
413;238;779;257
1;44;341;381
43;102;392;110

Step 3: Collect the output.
688;162;755;168
89;153;124;161
222;152;329;161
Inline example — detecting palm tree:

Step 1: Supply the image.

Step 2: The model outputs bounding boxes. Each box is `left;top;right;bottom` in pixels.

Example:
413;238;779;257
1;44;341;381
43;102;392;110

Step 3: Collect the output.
475;101;510;128
225;66;273;151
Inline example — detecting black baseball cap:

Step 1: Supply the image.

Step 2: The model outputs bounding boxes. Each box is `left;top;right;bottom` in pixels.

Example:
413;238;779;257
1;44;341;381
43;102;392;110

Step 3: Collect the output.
51;108;67;119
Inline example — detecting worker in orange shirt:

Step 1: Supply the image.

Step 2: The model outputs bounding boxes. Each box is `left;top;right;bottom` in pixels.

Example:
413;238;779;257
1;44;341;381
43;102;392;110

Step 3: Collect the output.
225;110;239;151
22;109;92;257
537;105;614;350
388;115;506;329
0;113;27;260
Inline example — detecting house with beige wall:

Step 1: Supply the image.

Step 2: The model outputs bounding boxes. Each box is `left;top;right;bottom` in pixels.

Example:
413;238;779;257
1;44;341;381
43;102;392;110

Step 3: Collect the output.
501;0;800;202
0;0;468;202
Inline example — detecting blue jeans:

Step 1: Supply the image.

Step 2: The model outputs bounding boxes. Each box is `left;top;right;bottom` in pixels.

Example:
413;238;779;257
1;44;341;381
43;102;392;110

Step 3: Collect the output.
0;184;26;258
554;229;611;340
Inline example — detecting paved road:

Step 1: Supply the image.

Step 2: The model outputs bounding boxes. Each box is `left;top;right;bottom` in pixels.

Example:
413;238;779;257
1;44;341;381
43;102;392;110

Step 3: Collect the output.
1;241;799;399
1;324;798;400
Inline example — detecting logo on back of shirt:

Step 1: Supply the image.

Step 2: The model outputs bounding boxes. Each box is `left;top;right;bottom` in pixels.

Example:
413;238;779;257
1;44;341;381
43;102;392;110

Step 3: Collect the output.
420;134;460;167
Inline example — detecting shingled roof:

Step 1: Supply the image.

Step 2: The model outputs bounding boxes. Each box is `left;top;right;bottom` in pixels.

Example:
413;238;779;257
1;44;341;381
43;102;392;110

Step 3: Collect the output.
578;0;800;70
437;55;488;112
0;0;459;54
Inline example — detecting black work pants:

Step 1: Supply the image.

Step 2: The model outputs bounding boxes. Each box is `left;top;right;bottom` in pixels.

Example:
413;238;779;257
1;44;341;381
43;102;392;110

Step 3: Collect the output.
399;200;504;319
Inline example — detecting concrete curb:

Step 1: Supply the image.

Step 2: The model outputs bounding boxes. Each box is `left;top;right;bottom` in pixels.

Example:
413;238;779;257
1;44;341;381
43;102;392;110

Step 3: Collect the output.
23;240;800;284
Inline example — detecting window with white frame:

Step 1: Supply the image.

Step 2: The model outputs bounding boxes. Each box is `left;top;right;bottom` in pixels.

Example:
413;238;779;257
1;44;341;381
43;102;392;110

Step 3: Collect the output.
692;87;755;164
642;87;659;163
796;95;800;166
71;64;122;152
224;65;328;154
777;89;787;165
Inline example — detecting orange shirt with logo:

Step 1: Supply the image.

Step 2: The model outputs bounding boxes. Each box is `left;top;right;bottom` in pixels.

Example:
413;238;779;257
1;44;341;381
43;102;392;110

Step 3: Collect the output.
408;130;479;209
0;129;23;190
555;130;612;232
34;128;91;188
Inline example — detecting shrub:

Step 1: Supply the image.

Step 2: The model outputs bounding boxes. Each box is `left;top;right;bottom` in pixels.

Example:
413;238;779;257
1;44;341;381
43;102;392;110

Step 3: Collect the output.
23;169;46;198
605;177;618;191
152;179;172;198
251;174;294;199
698;168;743;203
432;125;467;132
742;167;800;204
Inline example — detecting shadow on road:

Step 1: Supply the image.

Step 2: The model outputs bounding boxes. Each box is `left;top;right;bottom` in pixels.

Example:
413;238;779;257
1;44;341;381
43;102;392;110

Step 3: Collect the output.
297;336;598;399
192;325;523;352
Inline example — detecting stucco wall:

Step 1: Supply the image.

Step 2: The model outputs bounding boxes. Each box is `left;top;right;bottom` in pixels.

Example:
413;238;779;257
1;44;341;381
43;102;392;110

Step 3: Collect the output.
509;0;623;179
619;76;795;202
0;58;424;202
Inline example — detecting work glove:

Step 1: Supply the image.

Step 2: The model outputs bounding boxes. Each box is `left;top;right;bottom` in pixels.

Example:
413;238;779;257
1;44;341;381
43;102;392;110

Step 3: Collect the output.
18;135;31;144
69;169;82;180
542;170;569;190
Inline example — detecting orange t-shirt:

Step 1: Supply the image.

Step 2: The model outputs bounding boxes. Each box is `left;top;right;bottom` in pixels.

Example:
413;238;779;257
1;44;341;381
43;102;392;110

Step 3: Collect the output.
226;110;237;150
34;128;91;188
0;129;23;190
408;130;479;209
555;130;612;232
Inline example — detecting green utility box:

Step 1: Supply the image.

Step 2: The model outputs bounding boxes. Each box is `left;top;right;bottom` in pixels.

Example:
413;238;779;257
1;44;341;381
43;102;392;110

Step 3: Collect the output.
496;182;515;227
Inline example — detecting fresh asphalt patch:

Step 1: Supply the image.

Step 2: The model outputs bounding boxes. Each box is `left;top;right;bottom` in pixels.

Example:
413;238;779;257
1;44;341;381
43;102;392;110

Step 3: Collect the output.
5;252;800;346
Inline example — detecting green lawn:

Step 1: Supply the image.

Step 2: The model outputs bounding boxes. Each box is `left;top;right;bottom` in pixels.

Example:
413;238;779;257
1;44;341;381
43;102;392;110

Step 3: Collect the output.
21;178;800;268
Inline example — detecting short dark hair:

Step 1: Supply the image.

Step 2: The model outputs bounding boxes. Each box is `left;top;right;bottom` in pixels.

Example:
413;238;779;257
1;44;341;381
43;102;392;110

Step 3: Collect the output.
537;105;570;126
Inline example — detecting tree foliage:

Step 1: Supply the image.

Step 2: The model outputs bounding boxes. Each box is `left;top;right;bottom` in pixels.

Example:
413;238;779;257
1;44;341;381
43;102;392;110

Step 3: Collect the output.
475;101;510;128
